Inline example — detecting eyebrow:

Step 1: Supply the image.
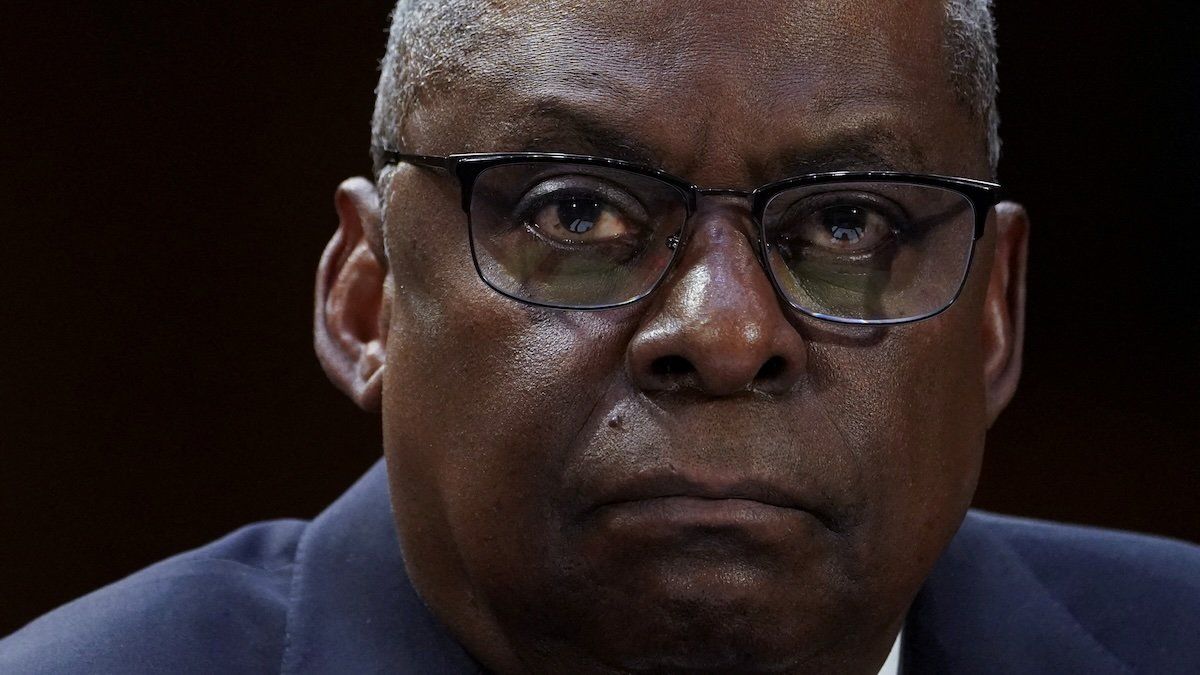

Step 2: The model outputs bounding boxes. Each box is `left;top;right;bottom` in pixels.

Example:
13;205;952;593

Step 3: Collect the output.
507;101;663;166
773;128;932;176
503;100;932;182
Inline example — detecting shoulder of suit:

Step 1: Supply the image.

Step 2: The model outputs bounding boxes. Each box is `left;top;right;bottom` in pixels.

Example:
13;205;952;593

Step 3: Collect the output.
963;509;1200;585
0;518;308;675
964;509;1200;666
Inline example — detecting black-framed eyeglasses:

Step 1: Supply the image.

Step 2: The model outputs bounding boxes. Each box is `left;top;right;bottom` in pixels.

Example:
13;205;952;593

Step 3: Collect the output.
373;148;1004;325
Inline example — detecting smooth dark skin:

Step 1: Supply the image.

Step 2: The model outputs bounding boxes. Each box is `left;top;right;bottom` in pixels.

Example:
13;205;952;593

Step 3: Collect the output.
315;1;1029;672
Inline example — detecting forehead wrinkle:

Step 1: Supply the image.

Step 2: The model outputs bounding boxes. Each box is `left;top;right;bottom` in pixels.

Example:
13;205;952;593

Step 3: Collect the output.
408;0;974;181
430;78;942;187
429;48;712;169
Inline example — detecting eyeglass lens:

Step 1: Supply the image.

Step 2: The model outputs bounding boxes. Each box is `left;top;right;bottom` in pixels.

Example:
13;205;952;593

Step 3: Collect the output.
468;162;977;321
469;162;688;308
761;181;976;322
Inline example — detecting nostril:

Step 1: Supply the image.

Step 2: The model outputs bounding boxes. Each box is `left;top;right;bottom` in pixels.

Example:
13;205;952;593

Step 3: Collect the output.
755;355;787;381
651;355;695;377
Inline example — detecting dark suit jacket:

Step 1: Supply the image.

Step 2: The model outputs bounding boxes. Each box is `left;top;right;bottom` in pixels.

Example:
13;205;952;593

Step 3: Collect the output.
3;460;1198;674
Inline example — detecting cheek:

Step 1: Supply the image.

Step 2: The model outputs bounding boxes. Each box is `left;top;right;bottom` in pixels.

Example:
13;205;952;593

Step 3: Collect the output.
806;294;988;594
381;292;639;564
817;324;985;482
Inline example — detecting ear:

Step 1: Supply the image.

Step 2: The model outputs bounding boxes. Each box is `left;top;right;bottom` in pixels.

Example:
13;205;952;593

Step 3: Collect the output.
314;177;390;412
981;201;1030;426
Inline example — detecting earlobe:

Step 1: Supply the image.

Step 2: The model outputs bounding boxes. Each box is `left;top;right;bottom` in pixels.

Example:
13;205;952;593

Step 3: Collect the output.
981;201;1030;426
314;177;389;412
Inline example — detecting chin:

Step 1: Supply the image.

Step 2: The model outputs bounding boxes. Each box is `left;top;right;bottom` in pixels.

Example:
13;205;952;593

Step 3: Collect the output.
563;555;856;674
589;599;821;674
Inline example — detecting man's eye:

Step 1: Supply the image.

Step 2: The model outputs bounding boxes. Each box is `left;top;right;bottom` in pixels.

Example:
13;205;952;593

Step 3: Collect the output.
786;202;899;254
526;197;634;244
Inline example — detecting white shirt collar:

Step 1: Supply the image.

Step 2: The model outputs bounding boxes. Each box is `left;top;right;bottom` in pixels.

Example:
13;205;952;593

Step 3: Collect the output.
878;627;902;675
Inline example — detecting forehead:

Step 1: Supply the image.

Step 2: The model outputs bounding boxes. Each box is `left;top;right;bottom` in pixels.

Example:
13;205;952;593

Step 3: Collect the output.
408;0;980;181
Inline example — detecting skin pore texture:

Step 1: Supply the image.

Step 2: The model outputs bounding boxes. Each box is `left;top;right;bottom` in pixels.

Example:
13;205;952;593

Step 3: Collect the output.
315;0;1030;673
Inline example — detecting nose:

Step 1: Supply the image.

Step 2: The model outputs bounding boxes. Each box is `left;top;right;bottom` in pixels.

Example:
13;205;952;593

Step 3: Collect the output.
626;204;807;397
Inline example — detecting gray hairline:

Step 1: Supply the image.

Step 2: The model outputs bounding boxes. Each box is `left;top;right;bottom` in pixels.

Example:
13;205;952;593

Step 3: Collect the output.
370;0;1001;177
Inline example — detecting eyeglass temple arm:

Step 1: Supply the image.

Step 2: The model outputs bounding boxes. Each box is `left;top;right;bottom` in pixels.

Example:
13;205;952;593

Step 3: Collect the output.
373;147;454;174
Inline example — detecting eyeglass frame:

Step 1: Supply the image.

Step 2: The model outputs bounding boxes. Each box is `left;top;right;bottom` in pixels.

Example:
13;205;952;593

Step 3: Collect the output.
372;146;1005;325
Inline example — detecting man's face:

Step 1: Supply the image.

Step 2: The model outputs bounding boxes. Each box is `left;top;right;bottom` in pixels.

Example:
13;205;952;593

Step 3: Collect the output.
367;0;1007;672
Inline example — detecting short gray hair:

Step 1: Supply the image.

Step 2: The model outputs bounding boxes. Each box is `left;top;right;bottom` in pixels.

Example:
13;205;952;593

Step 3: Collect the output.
369;0;498;169
371;0;1001;175
944;0;1001;174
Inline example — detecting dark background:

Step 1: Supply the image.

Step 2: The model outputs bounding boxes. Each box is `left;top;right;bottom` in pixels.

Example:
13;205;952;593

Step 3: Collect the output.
2;3;1196;636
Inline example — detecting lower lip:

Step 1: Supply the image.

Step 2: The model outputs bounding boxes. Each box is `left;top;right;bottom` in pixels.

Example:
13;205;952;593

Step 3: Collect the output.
593;496;816;532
